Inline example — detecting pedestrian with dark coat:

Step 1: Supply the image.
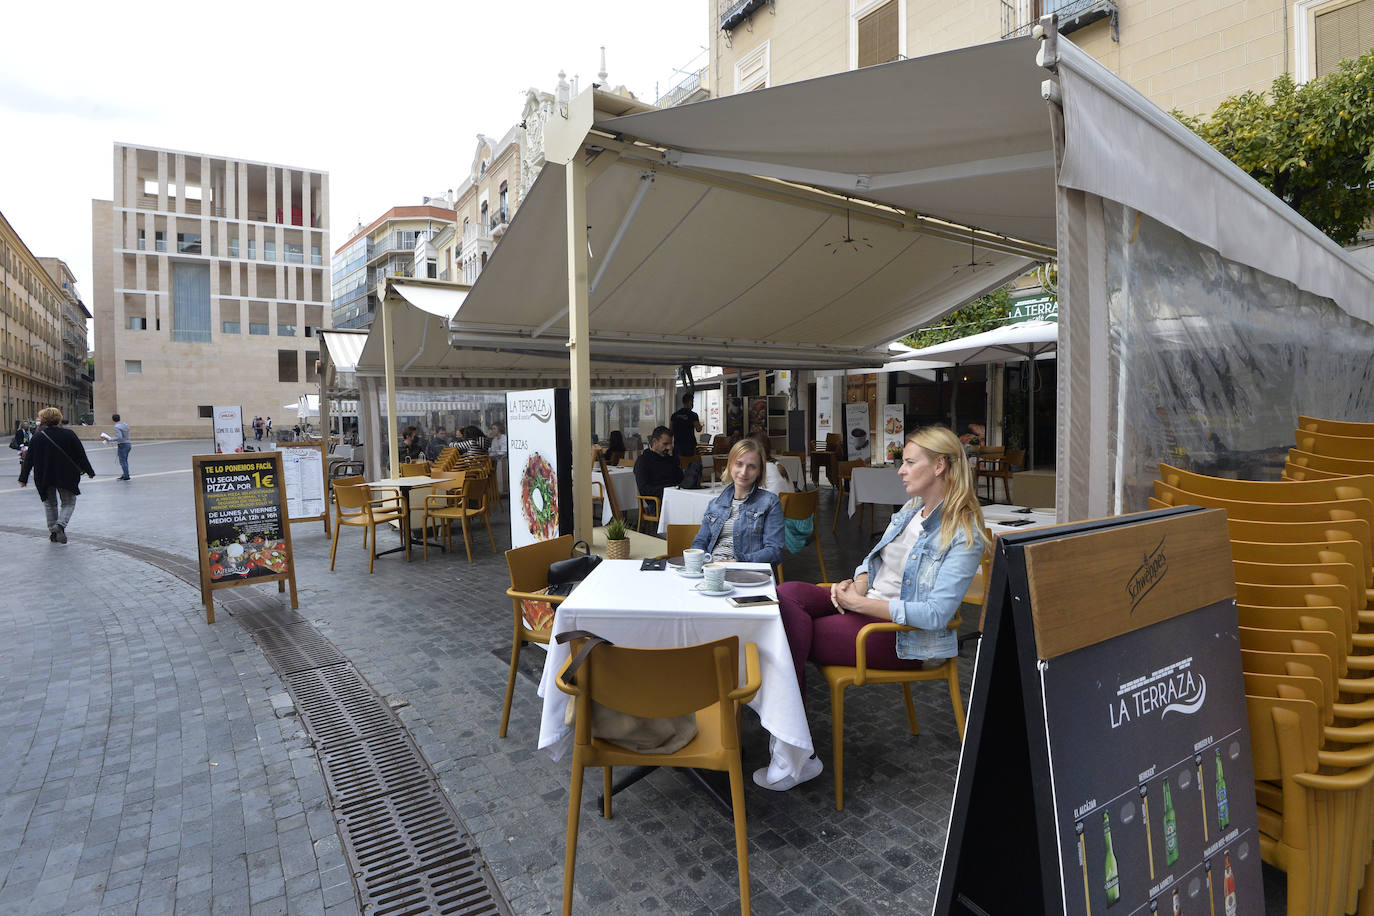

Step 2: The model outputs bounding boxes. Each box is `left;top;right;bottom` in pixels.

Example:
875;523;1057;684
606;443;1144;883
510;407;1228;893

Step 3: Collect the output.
17;407;96;544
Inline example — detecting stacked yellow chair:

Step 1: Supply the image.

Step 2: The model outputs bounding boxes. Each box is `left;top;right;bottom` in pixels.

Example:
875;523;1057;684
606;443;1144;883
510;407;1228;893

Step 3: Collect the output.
1151;458;1374;915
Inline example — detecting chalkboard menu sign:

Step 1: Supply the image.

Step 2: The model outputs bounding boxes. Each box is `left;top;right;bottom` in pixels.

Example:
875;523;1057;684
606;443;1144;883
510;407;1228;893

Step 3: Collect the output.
191;453;299;624
935;506;1262;915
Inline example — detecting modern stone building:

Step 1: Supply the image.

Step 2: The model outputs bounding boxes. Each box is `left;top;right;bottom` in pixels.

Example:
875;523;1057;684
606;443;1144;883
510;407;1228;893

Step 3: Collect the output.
37;257;92;424
708;0;1374;116
92;143;331;437
1;211;66;429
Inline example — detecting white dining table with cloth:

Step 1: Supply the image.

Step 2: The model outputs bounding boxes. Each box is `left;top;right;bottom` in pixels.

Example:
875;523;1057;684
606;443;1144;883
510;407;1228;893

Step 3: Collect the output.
847;465;910;516
592;466;639;525
656;483;727;535
536;559;815;781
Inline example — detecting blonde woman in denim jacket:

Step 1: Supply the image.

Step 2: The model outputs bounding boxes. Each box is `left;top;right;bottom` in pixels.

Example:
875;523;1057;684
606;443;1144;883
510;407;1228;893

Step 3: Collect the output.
761;425;986;790
690;438;784;565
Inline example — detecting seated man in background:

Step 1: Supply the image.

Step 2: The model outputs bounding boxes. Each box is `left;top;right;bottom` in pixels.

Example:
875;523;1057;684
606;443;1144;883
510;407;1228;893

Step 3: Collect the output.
633;425;683;502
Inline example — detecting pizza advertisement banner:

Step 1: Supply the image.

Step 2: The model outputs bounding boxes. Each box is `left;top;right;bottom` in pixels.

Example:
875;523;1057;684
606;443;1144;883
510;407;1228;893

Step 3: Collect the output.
191;452;298;623
507;388;573;549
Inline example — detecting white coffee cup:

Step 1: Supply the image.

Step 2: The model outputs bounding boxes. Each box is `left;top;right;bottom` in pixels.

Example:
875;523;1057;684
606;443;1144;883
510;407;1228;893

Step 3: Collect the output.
682;548;706;575
702;563;726;591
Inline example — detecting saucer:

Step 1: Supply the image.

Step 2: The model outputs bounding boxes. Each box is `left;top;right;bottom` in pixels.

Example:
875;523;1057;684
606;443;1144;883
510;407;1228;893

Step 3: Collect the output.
695;582;734;597
676;567;705;579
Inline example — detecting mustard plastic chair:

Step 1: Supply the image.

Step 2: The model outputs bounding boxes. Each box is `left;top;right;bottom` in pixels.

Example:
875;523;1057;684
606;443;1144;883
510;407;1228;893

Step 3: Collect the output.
421;474;496;562
1159;462;1374;508
329;483;405;572
831;460;865;533
636;495;661;534
817;608;965;811
1288;447;1374;477
399;461;430;477
555;636;761;916
1297;429;1374;463
500;535;574;737
1300;415;1374;438
663;523;698;559
775;489;826;583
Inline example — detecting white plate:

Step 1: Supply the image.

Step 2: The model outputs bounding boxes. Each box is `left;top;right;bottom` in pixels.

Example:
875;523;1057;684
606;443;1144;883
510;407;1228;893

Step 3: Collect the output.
675;567;705;579
695;582;734;596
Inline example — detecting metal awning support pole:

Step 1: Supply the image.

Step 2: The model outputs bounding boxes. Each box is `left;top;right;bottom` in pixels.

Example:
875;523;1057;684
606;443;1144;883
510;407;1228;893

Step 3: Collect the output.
381;283;400;477
545;84;596;542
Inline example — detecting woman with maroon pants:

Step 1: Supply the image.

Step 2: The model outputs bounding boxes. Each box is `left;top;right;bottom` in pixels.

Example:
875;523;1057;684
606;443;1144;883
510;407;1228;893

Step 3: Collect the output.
764;425;986;791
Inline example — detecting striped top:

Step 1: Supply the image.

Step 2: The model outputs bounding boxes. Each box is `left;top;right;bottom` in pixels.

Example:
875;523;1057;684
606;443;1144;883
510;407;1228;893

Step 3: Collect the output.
712;497;747;561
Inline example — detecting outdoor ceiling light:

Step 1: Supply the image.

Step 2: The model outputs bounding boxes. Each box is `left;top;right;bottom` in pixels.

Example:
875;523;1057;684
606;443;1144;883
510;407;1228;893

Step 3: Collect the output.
952;227;995;275
824;206;873;255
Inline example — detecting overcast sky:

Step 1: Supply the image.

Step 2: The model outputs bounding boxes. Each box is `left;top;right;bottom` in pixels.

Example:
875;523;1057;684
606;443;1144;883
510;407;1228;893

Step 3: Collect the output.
0;1;707;335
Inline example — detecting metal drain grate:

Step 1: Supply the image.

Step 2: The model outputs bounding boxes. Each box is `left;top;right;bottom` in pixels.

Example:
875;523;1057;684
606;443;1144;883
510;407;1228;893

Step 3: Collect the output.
253;621;349;674
230;605;305;632
364;849;511;916
286;663;402;748
335;784;483;887
319;731;434;807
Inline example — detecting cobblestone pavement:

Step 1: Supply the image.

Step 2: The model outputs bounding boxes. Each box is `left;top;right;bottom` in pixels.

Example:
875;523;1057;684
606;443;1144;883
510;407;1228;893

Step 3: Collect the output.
0;440;1287;914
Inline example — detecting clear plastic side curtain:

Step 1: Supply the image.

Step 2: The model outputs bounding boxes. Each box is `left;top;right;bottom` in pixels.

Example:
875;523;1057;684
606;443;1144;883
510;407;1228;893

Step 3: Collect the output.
1102;200;1374;513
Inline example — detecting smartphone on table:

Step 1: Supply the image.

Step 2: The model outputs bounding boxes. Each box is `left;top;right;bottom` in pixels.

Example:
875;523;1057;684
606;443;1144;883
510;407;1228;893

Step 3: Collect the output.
728;595;777;608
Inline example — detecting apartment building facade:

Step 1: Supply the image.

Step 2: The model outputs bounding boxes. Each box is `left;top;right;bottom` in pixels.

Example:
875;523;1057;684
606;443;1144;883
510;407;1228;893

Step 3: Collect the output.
330;204;457;330
37;257;92;423
93;143;331;437
448;130;522;286
1;212;66;429
709;0;1374;117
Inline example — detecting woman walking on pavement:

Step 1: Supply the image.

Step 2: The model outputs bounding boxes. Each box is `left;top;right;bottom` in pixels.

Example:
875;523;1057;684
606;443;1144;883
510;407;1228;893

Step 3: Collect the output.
18;407;96;544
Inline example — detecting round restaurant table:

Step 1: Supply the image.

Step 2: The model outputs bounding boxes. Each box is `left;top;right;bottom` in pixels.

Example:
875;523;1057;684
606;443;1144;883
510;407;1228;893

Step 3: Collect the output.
657;484;727;535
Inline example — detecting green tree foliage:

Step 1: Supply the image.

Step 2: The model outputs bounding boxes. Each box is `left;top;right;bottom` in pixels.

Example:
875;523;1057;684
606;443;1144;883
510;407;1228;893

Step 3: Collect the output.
902;285;1014;348
1176;49;1374;246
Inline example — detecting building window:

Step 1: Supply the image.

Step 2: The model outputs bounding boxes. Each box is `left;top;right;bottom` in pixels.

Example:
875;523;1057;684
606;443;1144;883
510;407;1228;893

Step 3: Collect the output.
248;239;256;260
137;229;146;251
426;259;437;279
155;231;167;252
249;322;270;335
306;351;320;383
127;316;147;330
278;324;296;336
480;201;489;224
499;182;508;219
735;41;771;91
198;405;213;418
229;237;240;258
222;321;241;334
177;232;202;254
304;325;315;338
278;349;298;383
125;360;142;374
171;263;212;342
264;240;276;262
853;0;903;69
1316;0;1374;77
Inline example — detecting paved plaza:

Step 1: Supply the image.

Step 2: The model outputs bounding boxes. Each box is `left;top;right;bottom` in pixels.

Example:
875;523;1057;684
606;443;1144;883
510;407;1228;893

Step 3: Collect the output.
0;440;1288;914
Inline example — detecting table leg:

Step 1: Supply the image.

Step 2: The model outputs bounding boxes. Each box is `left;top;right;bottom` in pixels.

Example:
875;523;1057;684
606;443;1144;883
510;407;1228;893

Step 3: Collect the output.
595;765;732;815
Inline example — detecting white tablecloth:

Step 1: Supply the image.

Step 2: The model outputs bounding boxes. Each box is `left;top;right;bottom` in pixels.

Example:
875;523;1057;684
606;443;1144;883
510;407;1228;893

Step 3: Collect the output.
656;484;727;535
367;474;443;538
775;455;803;486
981;504;1058;532
848;466;909;516
592;466;639;525
536;560;813;778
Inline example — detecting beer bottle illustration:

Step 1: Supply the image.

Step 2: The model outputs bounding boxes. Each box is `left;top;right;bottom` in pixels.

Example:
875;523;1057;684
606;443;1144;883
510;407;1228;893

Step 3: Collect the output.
1163;777;1180;866
1103;811;1121;907
1195;753;1208;842
1215;749;1230;831
1205;860;1217;916
1077;821;1092;916
1173;887;1182;915
1140;783;1156;880
1223;853;1237;916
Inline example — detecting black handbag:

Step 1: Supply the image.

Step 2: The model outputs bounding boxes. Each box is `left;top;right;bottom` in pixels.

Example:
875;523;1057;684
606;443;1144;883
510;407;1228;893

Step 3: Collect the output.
680;461;703;489
547;539;601;597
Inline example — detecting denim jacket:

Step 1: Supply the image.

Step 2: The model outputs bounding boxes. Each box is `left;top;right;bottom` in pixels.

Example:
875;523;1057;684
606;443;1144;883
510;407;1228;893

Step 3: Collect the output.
856;500;984;660
691;485;784;565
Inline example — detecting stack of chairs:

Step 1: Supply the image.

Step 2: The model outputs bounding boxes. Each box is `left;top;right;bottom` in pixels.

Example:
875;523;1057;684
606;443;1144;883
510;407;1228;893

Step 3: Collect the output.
432;447;460;472
1285;416;1374;482
1150;458;1374;916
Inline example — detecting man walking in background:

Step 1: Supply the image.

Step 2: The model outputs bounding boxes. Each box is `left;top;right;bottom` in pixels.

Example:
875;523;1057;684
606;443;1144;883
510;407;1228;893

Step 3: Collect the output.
111;414;132;479
670;393;703;459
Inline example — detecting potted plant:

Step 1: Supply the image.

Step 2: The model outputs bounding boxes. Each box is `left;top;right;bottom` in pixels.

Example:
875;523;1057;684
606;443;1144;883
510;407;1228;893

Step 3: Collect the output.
604;516;631;560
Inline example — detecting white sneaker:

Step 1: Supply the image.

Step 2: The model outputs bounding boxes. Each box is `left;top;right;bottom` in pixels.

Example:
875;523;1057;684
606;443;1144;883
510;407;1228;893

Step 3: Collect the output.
752;754;823;791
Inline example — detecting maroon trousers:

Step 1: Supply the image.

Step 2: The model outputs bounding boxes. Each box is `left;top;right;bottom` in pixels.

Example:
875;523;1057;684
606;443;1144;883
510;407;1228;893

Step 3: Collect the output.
776;581;922;692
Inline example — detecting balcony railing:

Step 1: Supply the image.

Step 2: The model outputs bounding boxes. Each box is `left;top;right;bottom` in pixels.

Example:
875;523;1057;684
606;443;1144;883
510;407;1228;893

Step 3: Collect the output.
1001;0;1118;40
656;66;710;108
720;0;768;32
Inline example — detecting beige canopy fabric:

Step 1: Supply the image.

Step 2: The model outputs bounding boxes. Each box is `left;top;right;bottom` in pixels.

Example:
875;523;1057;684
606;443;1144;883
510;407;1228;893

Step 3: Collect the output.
447;40;1061;369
